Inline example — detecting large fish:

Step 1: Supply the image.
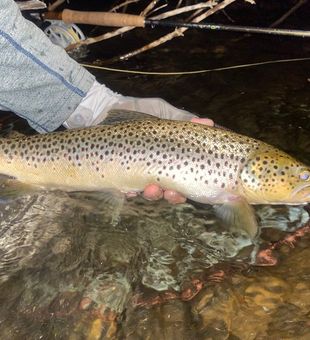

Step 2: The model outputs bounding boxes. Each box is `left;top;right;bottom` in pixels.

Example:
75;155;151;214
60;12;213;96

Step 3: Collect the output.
0;111;309;239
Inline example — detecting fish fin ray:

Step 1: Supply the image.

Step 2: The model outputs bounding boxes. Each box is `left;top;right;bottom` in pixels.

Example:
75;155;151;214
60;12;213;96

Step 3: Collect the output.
0;178;39;201
68;189;125;225
214;198;259;240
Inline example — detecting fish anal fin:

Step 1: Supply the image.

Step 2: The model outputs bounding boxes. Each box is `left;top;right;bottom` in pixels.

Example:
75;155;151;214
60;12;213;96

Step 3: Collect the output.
214;197;259;240
68;189;125;225
0;178;39;200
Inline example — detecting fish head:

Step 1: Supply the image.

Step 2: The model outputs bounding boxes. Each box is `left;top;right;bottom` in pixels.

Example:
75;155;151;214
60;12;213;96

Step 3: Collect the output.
240;148;310;205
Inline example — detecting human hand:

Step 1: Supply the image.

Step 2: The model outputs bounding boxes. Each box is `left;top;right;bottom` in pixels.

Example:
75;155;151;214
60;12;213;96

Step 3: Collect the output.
110;96;198;122
142;116;214;204
64;80;215;127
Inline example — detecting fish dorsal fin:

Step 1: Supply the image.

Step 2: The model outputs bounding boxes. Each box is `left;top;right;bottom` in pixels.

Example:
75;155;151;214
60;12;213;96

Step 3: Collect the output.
100;109;159;125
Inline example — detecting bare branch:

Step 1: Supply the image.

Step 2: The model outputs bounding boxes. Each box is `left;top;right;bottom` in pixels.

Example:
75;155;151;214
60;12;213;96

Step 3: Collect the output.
114;0;236;62
66;1;217;51
141;0;162;16
148;4;168;16
176;0;184;8
270;0;308;28
110;0;140;13
150;1;215;20
47;0;65;12
66;0;161;51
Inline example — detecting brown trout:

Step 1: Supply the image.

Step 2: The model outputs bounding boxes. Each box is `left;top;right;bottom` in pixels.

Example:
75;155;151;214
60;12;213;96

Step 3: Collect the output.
0;112;309;239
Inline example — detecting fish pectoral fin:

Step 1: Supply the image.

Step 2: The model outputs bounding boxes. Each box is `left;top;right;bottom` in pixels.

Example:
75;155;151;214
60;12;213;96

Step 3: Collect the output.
214;198;259;240
0;177;39;200
101;109;159;125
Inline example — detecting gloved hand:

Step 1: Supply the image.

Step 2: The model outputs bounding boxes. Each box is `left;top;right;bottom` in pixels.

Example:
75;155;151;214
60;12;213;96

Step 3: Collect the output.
64;81;213;128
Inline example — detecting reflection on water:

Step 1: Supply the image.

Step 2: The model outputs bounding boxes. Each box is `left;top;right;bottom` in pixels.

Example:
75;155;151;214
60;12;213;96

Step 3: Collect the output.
0;190;308;339
1;26;310;340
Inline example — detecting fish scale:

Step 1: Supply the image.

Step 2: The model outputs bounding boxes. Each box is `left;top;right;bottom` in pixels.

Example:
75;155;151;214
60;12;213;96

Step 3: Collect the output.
0;116;309;239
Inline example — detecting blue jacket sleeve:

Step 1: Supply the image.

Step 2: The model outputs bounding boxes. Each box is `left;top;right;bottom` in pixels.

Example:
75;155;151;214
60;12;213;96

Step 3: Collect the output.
0;0;95;132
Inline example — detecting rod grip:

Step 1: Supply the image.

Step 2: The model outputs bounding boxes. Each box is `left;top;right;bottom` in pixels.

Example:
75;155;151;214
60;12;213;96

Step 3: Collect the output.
44;11;63;20
59;9;146;27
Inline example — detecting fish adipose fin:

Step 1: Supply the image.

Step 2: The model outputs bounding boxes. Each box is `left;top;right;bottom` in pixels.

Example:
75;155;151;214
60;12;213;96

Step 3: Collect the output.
214;197;259;240
101;109;159;125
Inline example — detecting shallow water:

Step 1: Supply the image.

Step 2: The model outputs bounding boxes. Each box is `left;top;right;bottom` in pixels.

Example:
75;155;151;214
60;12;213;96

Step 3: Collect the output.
1;25;310;339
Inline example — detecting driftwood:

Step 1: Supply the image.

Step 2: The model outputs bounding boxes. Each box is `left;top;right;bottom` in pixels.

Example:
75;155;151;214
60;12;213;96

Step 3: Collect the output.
63;0;241;59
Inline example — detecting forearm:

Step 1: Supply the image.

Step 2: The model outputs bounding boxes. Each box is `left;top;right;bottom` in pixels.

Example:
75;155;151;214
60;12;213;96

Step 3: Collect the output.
0;0;95;132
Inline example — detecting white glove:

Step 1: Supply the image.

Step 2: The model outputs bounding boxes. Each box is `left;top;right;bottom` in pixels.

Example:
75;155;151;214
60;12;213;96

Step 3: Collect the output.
64;81;196;129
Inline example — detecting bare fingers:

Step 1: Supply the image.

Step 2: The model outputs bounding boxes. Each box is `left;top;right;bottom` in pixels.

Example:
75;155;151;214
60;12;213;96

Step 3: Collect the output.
142;184;186;204
190;117;214;126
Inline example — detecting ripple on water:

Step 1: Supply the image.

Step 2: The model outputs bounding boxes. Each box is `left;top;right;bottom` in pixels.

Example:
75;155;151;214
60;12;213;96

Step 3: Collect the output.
0;188;308;339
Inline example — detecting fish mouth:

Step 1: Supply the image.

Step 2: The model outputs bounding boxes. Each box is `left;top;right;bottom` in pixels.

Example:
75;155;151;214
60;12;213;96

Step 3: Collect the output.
291;183;310;203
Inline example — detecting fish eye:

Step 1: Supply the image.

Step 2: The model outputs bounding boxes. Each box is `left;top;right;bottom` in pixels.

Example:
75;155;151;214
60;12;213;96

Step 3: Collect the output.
299;171;310;181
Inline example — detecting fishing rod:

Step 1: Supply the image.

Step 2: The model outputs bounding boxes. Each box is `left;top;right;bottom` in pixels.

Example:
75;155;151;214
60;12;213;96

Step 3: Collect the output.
44;9;310;38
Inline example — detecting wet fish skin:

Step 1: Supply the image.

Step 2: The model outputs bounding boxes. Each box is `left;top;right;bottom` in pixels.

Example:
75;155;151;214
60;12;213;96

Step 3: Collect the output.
0;117;309;238
0;119;259;199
